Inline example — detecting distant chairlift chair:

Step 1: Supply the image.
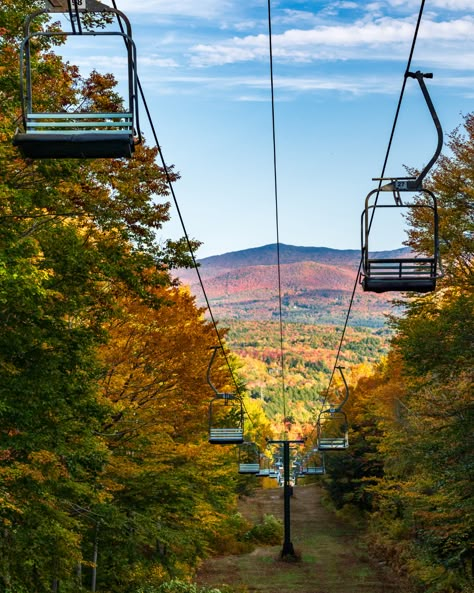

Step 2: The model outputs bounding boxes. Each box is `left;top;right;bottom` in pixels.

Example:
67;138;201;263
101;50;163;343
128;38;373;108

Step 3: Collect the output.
207;347;244;445
317;409;349;451
317;366;350;451
256;455;271;477
238;442;261;474
302;450;325;475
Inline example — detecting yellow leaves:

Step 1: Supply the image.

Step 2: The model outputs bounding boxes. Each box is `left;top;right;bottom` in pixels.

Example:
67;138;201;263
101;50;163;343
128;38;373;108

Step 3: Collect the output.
0;450;69;488
27;450;69;482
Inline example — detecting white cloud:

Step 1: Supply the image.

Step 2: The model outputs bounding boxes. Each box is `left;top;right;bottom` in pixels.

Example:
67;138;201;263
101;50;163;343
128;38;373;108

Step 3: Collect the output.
99;0;231;19
275;9;321;27
139;55;179;68
387;0;474;9
228;20;260;32
189;16;474;67
139;72;401;97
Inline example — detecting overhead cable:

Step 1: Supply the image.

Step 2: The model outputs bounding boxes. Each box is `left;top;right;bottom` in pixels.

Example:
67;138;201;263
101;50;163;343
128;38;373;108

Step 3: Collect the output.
110;1;255;426
267;0;288;428
322;0;428;405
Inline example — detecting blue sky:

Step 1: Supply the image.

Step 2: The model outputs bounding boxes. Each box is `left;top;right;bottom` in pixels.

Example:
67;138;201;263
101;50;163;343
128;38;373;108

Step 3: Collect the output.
62;1;474;257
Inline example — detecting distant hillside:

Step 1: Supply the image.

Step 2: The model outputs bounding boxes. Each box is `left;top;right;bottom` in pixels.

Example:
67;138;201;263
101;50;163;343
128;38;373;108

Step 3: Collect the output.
175;244;402;423
194;261;356;296
176;243;403;327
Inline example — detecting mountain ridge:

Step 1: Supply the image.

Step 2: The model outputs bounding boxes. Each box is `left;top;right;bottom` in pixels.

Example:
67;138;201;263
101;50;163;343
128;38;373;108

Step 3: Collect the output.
176;244;403;326
195;243;409;270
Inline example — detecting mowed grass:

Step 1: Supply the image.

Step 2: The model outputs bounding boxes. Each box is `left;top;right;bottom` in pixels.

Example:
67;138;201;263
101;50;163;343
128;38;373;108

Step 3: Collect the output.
197;484;405;593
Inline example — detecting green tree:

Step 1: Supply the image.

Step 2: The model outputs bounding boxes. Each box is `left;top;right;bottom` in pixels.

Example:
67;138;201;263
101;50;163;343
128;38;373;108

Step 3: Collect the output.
0;1;200;590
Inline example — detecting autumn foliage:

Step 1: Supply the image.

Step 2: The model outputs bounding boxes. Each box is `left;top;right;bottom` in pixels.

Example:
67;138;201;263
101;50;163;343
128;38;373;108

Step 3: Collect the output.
316;115;474;592
0;4;267;592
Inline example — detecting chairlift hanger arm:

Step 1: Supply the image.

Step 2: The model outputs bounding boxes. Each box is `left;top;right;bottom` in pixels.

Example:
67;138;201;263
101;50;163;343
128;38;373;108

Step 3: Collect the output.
336;366;349;410
67;0;82;35
325;366;349;412
207;346;238;400
406;71;443;188
374;71;443;192
206;346;220;396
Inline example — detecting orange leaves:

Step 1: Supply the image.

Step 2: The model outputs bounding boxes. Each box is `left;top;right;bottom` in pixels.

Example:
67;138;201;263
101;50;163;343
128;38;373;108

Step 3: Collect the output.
99;286;217;445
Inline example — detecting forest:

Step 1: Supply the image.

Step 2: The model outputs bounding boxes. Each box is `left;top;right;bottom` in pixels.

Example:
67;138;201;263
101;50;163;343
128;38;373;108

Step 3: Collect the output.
226;321;390;422
0;1;473;593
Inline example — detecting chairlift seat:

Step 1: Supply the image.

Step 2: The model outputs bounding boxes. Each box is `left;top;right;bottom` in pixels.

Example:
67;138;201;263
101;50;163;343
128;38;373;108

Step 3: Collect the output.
13;112;135;159
306;467;325;475
318;437;348;451
209;427;244;445
239;463;260;474
363;257;437;293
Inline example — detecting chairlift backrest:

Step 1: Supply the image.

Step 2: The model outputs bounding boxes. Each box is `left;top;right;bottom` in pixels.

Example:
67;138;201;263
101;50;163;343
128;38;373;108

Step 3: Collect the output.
238;441;260;474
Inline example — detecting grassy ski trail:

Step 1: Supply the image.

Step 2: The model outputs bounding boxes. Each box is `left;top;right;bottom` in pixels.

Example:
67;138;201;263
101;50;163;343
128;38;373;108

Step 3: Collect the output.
197;484;408;593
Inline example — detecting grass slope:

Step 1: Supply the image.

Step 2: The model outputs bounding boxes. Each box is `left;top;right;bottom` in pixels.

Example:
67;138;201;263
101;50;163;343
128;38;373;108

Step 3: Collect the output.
197;484;409;593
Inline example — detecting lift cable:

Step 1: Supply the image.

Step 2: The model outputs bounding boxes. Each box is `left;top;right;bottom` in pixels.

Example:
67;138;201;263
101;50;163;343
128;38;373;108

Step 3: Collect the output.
322;0;428;406
267;0;288;428
110;0;256;427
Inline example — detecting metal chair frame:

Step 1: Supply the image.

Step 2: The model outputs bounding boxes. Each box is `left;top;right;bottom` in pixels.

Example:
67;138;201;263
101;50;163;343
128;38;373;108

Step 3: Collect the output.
238;442;261;474
13;6;141;158
361;192;442;293
317;409;349;451
360;71;444;293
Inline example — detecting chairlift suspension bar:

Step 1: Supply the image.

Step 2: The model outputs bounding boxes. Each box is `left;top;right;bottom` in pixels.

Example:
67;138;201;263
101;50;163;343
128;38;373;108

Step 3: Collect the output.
373;71;443;192
67;0;83;34
407;71;443;188
206;346;220;397
335;366;349;410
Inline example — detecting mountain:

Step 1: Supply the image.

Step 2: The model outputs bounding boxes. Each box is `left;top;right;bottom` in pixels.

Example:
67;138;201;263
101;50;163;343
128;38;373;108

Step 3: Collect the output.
183;243;408;271
176;244;405;327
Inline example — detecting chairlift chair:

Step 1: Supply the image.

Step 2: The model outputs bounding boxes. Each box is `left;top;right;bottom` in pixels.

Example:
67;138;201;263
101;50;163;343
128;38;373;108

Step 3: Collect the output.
238;441;261;474
360;71;443;293
317;408;349;451
208;394;244;445
207;346;244;445
256;455;271;477
268;466;278;478
303;450;326;475
361;189;441;292
13;3;141;159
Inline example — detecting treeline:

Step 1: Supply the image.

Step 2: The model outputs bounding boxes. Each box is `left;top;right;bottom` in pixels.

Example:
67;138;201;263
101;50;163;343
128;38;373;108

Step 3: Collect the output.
317;115;474;592
0;3;269;592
